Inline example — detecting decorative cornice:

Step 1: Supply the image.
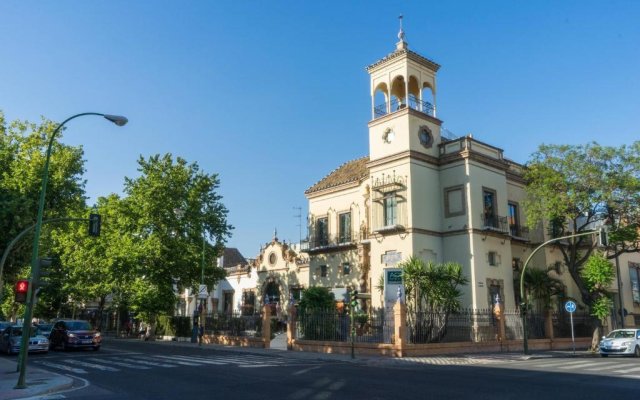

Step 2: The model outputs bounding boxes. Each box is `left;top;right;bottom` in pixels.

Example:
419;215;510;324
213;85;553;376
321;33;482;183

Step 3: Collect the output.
366;49;440;73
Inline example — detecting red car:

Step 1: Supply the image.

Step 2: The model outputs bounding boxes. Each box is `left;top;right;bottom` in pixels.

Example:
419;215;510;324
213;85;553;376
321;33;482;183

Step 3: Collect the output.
49;320;101;351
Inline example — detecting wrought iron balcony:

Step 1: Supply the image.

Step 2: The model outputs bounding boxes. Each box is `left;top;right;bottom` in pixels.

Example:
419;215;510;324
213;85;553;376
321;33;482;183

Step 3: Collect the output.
482;214;510;234
374;95;435;119
305;230;368;252
509;224;530;240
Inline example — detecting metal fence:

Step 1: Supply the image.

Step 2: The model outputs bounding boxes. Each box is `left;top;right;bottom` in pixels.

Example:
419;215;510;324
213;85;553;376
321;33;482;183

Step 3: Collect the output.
200;312;262;337
296;308;394;344
503;309;545;340
408;309;497;344
552;310;597;338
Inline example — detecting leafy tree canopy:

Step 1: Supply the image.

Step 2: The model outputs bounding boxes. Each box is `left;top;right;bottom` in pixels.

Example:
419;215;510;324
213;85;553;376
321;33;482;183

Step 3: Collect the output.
524;142;640;306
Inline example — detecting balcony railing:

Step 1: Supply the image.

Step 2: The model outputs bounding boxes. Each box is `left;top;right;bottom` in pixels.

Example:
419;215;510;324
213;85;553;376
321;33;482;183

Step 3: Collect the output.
482;214;509;234
374;96;435;119
305;230;368;251
509;224;530;240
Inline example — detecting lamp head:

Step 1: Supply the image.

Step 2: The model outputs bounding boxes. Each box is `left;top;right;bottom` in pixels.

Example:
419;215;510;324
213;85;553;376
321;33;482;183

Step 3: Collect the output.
103;114;128;126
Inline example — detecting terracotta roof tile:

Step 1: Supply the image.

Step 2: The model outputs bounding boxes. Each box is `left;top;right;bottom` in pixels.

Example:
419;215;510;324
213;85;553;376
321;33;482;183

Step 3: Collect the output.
305;156;369;195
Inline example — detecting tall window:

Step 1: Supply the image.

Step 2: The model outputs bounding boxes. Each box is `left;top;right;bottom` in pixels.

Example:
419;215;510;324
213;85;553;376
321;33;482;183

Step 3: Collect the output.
242;290;255;315
508;202;519;236
483;189;496;227
383;193;397;226
630;262;640;304
339;212;352;243
315;217;328;246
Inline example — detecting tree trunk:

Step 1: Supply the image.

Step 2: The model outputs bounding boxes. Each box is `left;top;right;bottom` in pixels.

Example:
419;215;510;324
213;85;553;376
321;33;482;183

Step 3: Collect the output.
590;326;601;352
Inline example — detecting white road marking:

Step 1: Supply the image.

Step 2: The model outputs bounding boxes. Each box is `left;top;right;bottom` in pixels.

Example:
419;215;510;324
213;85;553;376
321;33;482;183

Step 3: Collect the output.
117;357;177;368
557;361;600;370
35;361;87;374
86;357;151;369
62;359;120;371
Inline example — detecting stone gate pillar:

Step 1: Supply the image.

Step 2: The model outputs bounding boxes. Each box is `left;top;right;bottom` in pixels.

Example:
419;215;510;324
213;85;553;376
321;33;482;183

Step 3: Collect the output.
262;304;271;349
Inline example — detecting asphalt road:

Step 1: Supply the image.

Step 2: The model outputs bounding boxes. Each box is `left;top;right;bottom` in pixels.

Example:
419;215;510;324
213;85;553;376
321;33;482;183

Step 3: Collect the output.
24;340;640;399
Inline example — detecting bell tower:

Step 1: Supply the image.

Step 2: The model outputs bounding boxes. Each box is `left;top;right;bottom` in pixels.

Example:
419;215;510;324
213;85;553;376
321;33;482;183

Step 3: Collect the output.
366;16;443;162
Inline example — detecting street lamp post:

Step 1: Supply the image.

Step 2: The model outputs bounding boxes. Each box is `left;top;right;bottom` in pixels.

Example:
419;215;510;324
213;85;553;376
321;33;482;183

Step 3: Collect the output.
15;112;127;389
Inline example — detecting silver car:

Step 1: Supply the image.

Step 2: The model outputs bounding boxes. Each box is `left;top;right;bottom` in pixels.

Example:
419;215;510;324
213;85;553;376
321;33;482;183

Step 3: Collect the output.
599;328;640;357
0;325;49;355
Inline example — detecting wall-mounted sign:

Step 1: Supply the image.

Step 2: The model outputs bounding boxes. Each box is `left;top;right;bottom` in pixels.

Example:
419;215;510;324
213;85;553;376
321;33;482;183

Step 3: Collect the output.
386;269;403;284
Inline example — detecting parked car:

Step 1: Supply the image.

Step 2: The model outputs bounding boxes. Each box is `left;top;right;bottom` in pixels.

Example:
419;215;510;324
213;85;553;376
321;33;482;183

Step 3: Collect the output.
0;324;49;355
35;323;53;338
599;328;640;357
49;320;101;351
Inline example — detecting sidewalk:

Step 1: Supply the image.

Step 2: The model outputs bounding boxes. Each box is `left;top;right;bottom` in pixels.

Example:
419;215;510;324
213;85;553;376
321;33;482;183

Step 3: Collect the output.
0;357;73;400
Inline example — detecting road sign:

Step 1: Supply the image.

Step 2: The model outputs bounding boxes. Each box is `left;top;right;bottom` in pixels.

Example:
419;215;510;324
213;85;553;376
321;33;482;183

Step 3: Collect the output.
198;284;208;299
564;300;577;313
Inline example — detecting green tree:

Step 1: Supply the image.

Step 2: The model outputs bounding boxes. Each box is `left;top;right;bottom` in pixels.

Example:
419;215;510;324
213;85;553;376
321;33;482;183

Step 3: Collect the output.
122;154;232;336
400;257;468;343
524;142;640;310
523;267;565;311
51;194;136;327
298;287;335;314
580;252;615;350
297;287;336;340
0;112;85;307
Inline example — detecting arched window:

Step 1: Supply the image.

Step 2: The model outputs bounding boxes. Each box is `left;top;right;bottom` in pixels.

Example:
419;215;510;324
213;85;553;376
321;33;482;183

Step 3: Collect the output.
373;83;388;118
390;75;406;111
421;84;435;116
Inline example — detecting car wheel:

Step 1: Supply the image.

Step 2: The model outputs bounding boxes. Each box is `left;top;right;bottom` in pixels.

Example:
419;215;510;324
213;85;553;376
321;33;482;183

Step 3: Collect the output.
601;354;608;357
634;346;640;358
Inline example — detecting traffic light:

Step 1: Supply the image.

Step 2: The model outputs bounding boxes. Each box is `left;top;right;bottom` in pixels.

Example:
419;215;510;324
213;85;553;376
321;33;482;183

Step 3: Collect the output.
88;213;101;237
598;228;608;247
350;290;358;309
15;280;29;303
33;258;54;289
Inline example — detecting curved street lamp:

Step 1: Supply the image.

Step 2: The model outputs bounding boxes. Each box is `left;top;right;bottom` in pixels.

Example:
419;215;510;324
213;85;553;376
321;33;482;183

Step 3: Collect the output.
16;112;127;389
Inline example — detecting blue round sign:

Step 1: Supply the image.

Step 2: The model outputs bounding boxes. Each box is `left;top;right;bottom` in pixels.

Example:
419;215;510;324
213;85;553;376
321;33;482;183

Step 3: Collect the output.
564;300;577;313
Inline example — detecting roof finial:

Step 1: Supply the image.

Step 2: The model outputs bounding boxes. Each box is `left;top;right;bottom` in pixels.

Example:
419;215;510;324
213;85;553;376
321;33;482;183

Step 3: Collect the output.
273;228;278;241
396;14;408;50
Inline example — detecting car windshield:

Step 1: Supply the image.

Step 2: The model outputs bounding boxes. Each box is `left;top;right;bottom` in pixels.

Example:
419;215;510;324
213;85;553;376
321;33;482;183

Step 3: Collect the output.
8;328;37;337
606;330;635;339
67;321;92;330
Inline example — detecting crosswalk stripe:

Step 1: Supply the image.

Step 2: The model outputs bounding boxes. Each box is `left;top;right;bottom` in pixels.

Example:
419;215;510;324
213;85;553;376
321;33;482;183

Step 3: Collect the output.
36;361;87;374
151;355;207;366
584;363;628;371
613;366;640;374
86;357;151;370
621;374;640;379
186;355;285;364
160;355;228;365
238;364;281;368
557;361;599;370
113;357;177;368
62;359;120;372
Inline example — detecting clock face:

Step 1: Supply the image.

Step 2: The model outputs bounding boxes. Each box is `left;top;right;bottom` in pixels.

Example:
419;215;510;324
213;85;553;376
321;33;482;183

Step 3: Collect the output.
383;128;395;143
418;126;433;148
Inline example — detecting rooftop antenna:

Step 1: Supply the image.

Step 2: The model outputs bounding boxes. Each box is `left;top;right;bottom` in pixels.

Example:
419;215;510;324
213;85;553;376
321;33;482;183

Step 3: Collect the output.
293;206;302;245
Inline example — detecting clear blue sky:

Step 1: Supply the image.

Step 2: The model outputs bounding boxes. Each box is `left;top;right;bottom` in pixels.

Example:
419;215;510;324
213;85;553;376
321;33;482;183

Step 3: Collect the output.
1;1;638;258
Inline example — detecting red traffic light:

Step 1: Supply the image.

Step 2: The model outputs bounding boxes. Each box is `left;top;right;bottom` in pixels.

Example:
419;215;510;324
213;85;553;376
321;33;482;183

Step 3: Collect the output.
15;280;29;294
